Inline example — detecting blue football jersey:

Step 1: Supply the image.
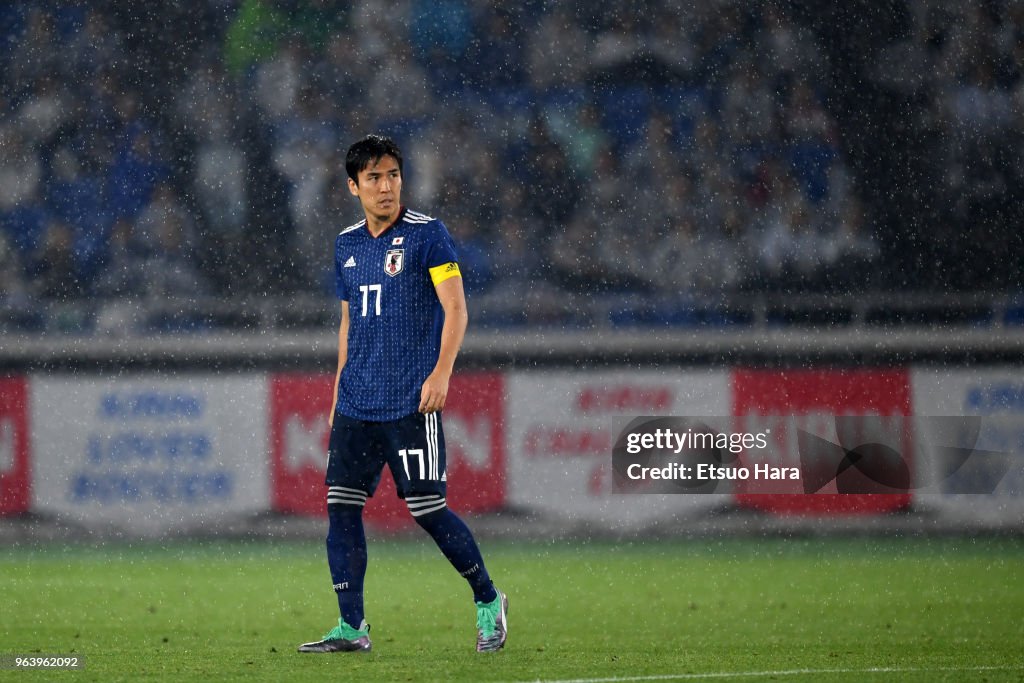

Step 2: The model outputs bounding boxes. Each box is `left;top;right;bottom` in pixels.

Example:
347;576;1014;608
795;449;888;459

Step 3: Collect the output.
334;208;462;421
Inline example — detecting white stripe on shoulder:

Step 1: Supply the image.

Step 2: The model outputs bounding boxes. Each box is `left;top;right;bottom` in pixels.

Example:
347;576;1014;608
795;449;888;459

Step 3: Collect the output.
404;210;434;222
339;220;366;236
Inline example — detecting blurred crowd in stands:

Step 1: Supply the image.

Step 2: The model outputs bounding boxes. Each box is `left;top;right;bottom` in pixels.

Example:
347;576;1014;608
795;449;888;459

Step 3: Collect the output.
0;0;1022;332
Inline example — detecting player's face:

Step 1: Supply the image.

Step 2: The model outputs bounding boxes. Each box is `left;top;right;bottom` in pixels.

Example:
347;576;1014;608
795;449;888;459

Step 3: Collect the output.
349;155;402;224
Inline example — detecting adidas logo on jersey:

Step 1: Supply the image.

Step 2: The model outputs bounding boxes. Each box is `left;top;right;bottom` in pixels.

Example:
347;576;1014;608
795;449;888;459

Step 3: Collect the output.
344;256;356;268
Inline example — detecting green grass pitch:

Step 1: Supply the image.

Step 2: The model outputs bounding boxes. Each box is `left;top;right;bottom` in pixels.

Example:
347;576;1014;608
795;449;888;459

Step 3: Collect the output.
1;535;1022;682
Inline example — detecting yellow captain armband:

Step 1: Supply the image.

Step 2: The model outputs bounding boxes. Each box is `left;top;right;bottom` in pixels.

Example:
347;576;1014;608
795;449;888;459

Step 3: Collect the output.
429;262;461;286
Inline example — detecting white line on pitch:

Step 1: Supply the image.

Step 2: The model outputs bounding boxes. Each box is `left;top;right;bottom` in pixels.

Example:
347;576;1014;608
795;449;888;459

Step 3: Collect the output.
509;664;1024;683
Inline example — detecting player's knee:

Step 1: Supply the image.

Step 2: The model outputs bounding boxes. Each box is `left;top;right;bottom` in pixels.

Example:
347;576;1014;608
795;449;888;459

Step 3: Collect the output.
326;490;365;541
326;500;364;547
406;494;447;522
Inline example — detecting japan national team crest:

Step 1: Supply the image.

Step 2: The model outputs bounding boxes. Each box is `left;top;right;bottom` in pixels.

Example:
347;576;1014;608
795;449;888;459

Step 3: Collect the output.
384;249;405;276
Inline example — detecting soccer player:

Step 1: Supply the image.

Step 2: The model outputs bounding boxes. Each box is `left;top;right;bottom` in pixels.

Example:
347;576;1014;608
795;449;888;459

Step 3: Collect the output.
298;135;508;654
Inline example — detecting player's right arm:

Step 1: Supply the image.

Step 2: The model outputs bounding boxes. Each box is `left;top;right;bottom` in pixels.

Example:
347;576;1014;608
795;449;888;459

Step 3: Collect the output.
329;300;349;427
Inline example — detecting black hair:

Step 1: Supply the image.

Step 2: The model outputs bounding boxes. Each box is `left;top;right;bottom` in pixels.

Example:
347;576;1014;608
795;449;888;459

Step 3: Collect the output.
345;134;403;185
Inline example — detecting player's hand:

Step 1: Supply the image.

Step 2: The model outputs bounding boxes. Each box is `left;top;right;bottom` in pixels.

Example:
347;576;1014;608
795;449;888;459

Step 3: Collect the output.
419;370;450;413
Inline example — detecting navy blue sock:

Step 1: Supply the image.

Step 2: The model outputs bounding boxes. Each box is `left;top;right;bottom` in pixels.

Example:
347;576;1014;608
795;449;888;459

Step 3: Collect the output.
414;508;497;604
325;504;367;629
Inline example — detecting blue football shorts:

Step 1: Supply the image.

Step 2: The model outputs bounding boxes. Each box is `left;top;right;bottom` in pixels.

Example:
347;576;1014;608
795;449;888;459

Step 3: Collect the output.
326;411;447;499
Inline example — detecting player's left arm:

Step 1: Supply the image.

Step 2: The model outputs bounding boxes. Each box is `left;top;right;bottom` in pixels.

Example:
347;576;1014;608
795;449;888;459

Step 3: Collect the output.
419;274;467;414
